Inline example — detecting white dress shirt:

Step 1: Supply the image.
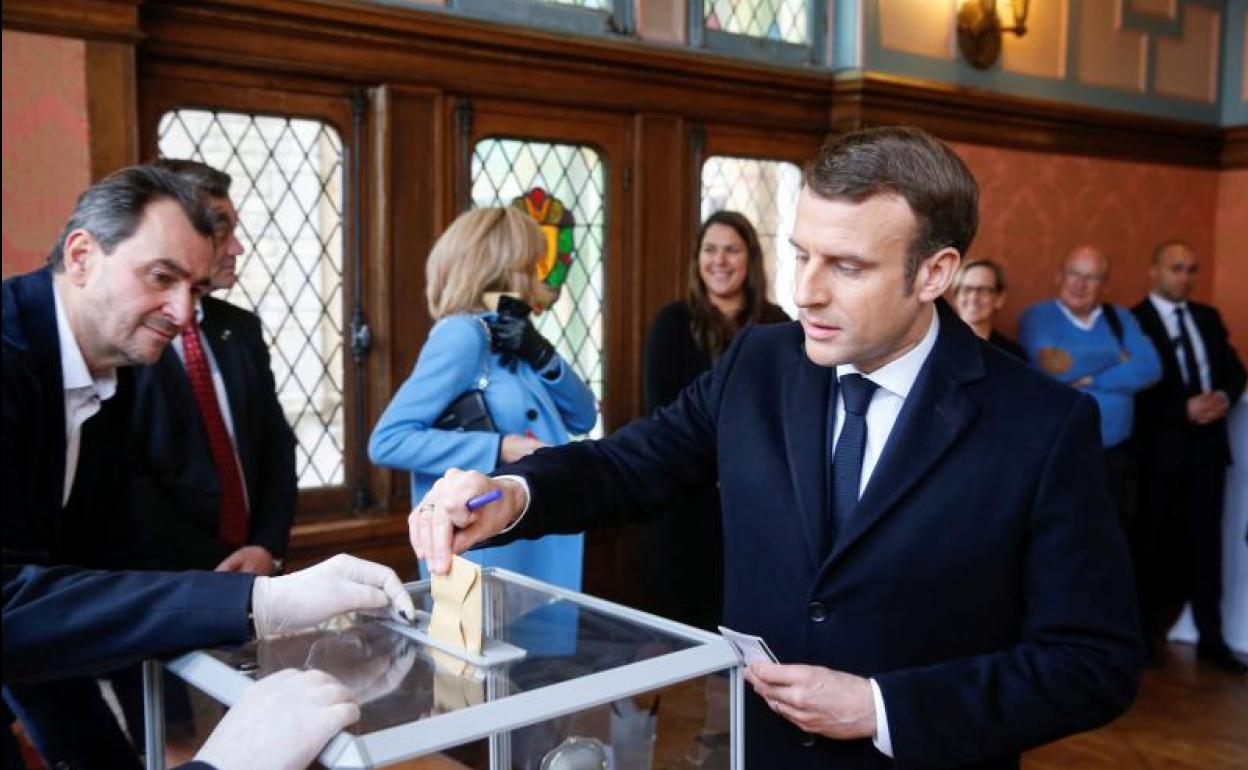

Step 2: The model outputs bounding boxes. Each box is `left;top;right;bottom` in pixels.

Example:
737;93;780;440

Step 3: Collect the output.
1147;293;1211;393
833;309;940;758
53;282;117;505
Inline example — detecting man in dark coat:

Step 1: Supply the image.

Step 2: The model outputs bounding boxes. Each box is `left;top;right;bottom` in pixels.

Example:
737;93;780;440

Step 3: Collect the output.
127;159;296;577
1131;240;1247;672
411;127;1142;770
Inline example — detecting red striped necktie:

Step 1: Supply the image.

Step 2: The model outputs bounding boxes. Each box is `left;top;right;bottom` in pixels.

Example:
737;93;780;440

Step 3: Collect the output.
182;315;248;547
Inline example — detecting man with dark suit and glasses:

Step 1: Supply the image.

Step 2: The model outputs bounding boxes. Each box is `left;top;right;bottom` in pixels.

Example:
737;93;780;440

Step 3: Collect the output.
1131;240;1247;673
409;127;1142;770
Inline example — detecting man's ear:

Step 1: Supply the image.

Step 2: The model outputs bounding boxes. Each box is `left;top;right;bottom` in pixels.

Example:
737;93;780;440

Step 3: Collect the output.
62;229;97;286
915;247;960;302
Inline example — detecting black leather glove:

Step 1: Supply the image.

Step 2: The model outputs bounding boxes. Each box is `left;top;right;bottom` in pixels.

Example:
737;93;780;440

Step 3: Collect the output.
486;295;557;373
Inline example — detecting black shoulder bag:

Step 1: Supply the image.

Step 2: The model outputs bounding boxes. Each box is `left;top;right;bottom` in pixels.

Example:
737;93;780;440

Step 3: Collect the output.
433;317;498;433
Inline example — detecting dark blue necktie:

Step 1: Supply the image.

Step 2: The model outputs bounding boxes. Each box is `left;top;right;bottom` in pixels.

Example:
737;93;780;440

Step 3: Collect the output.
829;373;879;548
1174;306;1202;397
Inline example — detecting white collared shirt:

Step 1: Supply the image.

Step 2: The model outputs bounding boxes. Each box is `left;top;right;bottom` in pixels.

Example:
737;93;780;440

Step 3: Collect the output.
1148;293;1210;392
1056;301;1103;332
831;309;940;760
53;282;117;505
832;308;941;497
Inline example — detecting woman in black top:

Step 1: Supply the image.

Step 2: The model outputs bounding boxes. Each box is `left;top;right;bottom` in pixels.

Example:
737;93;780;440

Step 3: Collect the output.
641;210;790;629
952;259;1027;361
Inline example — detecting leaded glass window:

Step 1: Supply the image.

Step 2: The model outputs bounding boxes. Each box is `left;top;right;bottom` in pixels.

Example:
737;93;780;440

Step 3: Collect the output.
701;156;801;318
471;139;606;438
543;0;609;8
158;109;346;489
704;0;808;44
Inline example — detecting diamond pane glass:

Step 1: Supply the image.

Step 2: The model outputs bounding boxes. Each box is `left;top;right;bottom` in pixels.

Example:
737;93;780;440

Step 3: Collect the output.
704;0;808;44
701;156;801;318
471;139;606;438
158;109;346;489
543;0;609;7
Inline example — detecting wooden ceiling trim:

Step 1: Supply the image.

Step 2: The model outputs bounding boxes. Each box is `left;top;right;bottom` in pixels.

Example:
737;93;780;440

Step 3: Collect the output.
1223;126;1248;169
2;0;142;43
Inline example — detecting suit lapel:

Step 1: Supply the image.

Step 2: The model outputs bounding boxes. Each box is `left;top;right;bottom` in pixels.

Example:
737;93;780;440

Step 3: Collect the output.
782;341;834;572
1133;300;1181;386
158;345;198;422
18;270;70;512
822;304;982;571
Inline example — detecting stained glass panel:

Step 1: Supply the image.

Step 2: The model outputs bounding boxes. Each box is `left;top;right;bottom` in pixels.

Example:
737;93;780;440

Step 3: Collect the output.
701;156;801;318
158;109;346;489
704;0;809;44
472;139;606;438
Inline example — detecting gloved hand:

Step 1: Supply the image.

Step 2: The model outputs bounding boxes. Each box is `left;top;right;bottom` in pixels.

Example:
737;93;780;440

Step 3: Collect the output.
251;553;417;638
194;668;359;770
486;295;556;373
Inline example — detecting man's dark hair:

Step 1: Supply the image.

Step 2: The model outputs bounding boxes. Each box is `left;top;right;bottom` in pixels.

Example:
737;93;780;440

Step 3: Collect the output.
803;126;979;290
957;258;1008;292
1150;239;1194;265
46;164;216;271
152;157;233;198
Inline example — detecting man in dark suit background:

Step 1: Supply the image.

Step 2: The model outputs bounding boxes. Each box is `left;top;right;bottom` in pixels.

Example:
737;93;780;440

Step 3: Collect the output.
1131;240;1247;673
412;127;1142;770
128;159;296;577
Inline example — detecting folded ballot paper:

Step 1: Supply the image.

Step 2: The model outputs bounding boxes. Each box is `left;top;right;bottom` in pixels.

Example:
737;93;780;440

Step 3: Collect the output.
718;626;780;666
430;555;484;656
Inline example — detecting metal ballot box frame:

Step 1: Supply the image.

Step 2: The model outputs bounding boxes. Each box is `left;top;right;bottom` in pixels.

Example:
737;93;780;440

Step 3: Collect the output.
144;567;743;770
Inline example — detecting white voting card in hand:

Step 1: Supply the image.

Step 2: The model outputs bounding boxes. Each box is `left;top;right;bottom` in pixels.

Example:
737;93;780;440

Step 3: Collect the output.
718;626;779;665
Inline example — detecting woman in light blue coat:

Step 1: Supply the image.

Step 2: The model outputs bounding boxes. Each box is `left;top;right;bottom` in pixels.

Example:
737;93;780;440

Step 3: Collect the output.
369;206;597;589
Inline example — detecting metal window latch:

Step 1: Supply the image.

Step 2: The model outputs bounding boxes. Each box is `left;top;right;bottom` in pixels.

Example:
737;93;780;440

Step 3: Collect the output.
350;315;372;362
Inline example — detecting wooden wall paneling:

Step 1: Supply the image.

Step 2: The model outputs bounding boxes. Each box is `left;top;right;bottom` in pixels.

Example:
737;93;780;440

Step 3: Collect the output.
85;40;139;178
635;114;691;345
1223;126;1248;169
367;84;447;517
832;73;1226;169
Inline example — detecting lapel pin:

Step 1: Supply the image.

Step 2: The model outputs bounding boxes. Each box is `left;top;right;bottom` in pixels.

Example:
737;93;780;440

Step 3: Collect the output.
220;329;232;342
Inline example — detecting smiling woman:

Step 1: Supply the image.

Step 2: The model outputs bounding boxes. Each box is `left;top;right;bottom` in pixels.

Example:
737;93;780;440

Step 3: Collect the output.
639;210;789;629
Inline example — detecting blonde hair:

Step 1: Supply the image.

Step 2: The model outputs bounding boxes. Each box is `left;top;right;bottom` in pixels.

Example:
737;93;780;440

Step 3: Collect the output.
426;207;546;320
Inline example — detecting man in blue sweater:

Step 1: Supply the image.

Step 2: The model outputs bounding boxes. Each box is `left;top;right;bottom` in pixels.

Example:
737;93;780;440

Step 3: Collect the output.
1019;245;1161;526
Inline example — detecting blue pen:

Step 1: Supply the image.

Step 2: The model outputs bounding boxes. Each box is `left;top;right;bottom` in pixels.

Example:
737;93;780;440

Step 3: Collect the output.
466;489;502;511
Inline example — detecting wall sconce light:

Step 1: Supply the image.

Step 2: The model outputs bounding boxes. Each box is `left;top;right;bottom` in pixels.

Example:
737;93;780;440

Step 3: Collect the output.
957;0;1030;69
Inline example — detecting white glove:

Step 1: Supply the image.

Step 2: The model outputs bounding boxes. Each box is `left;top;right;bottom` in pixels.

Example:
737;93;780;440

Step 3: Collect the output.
194;668;359;770
252;554;417;638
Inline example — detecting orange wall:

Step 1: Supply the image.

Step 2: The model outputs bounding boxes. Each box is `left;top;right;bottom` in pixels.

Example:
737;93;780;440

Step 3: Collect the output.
1213;169;1248;347
949;141;1221;338
1;29;90;278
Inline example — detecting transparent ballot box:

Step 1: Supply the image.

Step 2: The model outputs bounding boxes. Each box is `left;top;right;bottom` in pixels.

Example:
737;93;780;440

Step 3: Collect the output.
143;568;743;769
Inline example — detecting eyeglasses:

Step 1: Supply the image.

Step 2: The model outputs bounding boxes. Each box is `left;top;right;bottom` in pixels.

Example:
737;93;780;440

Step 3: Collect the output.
956;285;999;297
